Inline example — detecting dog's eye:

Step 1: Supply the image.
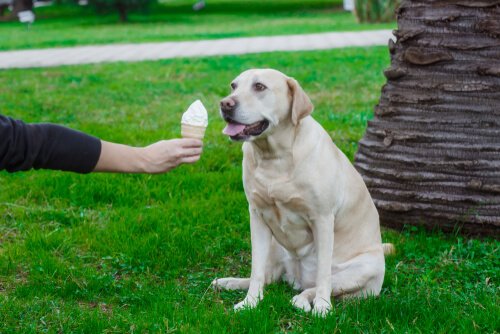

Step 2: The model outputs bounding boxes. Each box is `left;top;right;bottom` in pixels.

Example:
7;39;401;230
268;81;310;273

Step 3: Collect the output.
230;82;237;90
254;83;267;91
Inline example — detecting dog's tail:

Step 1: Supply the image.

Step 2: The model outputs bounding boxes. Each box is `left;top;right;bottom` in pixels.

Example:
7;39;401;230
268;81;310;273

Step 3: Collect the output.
382;243;395;256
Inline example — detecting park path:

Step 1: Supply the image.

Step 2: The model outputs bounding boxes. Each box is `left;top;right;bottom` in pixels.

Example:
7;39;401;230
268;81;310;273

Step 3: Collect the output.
0;29;393;69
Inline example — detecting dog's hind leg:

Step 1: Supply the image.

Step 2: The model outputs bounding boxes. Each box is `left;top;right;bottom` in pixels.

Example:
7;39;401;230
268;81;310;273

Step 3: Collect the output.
212;277;250;290
212;238;284;292
331;251;385;299
290;251;385;311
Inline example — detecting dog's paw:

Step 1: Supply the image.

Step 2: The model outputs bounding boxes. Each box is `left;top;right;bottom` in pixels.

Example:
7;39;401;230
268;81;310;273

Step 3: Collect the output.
211;277;248;291
312;297;332;317
234;295;260;311
211;277;234;290
291;294;312;312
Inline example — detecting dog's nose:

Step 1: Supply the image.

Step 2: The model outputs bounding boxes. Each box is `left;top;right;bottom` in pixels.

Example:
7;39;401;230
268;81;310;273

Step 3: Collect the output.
220;97;237;118
220;97;236;110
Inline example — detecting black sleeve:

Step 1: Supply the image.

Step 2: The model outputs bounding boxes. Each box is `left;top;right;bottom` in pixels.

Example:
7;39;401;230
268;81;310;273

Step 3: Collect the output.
0;115;102;174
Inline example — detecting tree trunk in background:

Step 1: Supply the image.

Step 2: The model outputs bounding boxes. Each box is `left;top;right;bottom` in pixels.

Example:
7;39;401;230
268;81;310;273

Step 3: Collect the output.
354;1;500;236
0;5;8;17
12;0;33;15
117;1;127;22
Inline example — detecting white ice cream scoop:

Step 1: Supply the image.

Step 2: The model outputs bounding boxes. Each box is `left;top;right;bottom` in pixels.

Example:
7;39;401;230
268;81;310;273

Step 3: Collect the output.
182;100;208;127
181;100;208;139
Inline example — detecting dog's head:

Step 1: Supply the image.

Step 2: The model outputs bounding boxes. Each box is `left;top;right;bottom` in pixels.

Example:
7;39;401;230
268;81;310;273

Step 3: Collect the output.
220;69;313;141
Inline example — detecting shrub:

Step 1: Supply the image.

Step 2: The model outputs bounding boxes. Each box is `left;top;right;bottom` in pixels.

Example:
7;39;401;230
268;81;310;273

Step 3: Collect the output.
89;0;155;22
354;0;400;23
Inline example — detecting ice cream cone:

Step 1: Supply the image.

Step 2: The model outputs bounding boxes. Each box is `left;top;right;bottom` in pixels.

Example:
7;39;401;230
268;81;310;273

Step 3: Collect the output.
181;123;206;140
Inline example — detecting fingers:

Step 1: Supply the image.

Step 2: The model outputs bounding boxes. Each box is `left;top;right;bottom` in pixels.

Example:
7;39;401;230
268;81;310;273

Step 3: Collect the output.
177;138;203;148
177;146;202;165
180;147;202;157
181;155;201;164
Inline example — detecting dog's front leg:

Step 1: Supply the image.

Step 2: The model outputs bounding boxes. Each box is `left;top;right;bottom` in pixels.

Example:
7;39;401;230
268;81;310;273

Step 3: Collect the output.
234;208;272;311
312;215;334;315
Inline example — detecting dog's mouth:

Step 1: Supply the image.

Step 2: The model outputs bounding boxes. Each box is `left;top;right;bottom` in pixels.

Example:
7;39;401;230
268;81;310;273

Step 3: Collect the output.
222;119;270;141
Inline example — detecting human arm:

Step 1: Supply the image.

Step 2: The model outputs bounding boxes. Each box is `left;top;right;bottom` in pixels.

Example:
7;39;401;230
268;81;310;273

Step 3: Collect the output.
0;115;202;174
0;115;101;173
93;139;202;173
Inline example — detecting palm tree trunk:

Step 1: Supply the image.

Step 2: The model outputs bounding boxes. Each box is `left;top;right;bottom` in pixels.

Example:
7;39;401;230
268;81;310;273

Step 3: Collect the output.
354;0;500;236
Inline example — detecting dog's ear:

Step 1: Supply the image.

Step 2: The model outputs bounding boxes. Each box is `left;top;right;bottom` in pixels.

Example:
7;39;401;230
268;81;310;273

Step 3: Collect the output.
287;77;314;126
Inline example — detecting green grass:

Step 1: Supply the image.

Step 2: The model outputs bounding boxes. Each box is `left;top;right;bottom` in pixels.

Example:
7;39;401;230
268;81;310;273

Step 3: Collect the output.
0;48;498;333
0;0;395;51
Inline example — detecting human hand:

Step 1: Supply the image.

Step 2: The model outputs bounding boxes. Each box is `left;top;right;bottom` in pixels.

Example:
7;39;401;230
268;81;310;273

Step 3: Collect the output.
140;138;203;174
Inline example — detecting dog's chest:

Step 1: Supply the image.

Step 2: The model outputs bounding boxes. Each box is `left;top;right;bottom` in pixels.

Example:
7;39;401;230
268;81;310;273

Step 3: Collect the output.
247;170;313;251
249;166;306;207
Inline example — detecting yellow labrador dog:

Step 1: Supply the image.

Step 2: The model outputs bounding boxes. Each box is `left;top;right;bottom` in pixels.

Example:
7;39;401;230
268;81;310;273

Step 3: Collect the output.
212;69;393;315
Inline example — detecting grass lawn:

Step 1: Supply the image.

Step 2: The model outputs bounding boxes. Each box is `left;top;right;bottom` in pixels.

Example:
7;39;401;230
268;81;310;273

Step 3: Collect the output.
0;0;395;51
0;48;498;333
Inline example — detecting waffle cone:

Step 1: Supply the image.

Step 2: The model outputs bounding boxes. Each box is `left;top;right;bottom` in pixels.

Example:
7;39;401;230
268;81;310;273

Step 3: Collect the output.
181;123;206;140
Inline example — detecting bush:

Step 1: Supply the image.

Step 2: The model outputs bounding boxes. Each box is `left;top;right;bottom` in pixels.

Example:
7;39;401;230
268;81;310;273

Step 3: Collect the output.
354;0;400;23
89;0;155;22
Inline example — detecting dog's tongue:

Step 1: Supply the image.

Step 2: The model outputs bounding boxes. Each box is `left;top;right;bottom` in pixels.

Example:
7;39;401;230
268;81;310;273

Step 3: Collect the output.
223;123;246;136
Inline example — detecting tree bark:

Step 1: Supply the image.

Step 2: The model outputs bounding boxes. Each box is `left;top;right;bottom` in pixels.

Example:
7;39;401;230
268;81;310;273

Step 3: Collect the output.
354;0;500;236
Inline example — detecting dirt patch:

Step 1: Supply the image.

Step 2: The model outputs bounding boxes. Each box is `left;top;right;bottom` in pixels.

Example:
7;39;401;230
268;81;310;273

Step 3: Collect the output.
0;280;7;295
78;301;114;315
0;227;20;244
